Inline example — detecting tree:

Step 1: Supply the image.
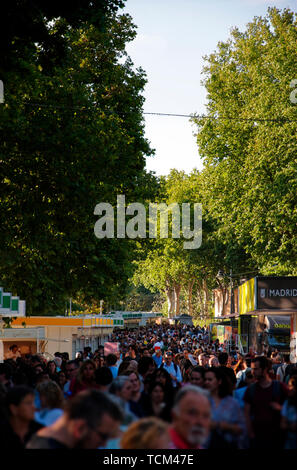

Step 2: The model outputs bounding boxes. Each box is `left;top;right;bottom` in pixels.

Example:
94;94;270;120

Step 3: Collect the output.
132;169;255;318
0;3;155;314
193;7;297;275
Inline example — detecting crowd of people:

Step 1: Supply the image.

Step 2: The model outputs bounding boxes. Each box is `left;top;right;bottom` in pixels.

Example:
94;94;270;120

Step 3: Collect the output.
0;323;297;450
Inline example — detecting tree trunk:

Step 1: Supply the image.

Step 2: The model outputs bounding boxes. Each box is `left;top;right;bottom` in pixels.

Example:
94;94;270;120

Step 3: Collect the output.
165;286;175;318
174;284;181;316
196;279;204;317
216;278;229;315
187;280;195;316
203;279;210;317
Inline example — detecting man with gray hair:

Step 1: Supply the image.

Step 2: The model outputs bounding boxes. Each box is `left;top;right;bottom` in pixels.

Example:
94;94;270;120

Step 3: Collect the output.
169;384;211;449
26;389;123;449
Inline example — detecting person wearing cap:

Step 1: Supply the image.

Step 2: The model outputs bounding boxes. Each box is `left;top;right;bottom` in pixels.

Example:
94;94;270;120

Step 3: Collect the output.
153;338;164;351
152;347;163;368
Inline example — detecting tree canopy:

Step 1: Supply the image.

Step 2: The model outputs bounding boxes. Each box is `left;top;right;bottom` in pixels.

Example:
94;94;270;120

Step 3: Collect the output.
193;7;297;275
0;1;156;314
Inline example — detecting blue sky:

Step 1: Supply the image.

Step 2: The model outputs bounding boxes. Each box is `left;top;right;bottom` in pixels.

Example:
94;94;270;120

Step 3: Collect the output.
123;0;296;175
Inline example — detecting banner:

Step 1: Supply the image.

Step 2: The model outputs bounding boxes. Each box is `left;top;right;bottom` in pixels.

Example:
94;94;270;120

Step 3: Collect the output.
217;325;225;344
104;342;119;356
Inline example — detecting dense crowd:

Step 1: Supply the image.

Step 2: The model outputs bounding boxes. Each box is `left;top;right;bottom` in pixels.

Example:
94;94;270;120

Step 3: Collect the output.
0;323;297;450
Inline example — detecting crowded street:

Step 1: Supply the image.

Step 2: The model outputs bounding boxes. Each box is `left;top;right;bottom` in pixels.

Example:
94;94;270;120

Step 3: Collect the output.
0;322;296;450
1;0;297;460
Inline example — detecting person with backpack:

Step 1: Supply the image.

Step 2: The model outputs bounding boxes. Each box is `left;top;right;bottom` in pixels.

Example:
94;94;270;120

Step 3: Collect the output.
160;351;182;388
276;354;297;384
244;356;288;449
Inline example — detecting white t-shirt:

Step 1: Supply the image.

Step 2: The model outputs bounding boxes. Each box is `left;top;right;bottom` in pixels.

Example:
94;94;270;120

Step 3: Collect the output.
276;364;288;382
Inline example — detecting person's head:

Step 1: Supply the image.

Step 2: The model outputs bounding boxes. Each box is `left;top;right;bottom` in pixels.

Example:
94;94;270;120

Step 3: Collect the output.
198;353;208;367
128;345;137;358
218;352;228;366
164;351;173;365
149;381;165;404
141;348;151;358
106;354;117;367
118;359;132;376
58;370;67;389
47;361;57;375
154;347;162;357
138;357;156;378
283;354;290;364
65;360;79;381
244;370;255;386
35;372;51;385
125;359;138;374
204;367;232;398
34;363;44;376
6;386;35;422
287;375;297;403
183;349;189;359
63;389;123;448
121;417;170;449
109;376;133;402
172;385;211;447
251;356;271;382
10;345;18;353
95;367;113;391
190;367;205;387
77;360;96;384
244;355;252;368
61;352;69;362
127;371;141;395
37;380;64;410
209;356;219;367
83;347;92;358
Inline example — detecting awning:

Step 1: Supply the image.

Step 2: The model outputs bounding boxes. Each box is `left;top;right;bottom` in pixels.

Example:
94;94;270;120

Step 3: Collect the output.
266;315;291;329
240;310;297;316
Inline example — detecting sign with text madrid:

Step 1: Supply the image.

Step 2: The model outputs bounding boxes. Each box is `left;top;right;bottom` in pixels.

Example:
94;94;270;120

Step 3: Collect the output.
257;277;297;310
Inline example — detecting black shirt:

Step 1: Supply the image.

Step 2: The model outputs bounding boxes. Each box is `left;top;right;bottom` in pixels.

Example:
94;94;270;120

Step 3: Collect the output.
26;435;69;449
0;418;43;450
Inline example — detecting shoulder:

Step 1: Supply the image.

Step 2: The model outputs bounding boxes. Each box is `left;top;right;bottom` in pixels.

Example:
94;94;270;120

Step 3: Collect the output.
26;435;67;449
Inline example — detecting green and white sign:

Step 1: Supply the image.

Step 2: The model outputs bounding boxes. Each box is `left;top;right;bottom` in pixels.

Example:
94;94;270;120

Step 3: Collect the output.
0;286;26;317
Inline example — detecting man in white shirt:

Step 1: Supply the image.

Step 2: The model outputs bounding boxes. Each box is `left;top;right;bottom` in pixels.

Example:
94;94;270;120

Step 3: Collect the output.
161;351;182;388
5;344;21;361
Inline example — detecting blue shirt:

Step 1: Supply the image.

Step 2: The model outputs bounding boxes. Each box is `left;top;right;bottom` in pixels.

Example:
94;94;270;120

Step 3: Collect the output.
152;354;163;368
161;362;182;387
109;366;118;378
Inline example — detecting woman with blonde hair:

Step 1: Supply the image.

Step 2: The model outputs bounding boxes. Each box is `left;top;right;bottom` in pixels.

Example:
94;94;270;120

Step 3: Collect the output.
121;417;170;449
35;380;64;426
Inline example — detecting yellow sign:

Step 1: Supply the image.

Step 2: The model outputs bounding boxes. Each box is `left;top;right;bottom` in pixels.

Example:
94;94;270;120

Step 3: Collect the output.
239;278;255;315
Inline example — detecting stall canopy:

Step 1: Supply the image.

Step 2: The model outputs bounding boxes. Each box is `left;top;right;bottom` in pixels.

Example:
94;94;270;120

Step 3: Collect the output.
266;316;291;330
